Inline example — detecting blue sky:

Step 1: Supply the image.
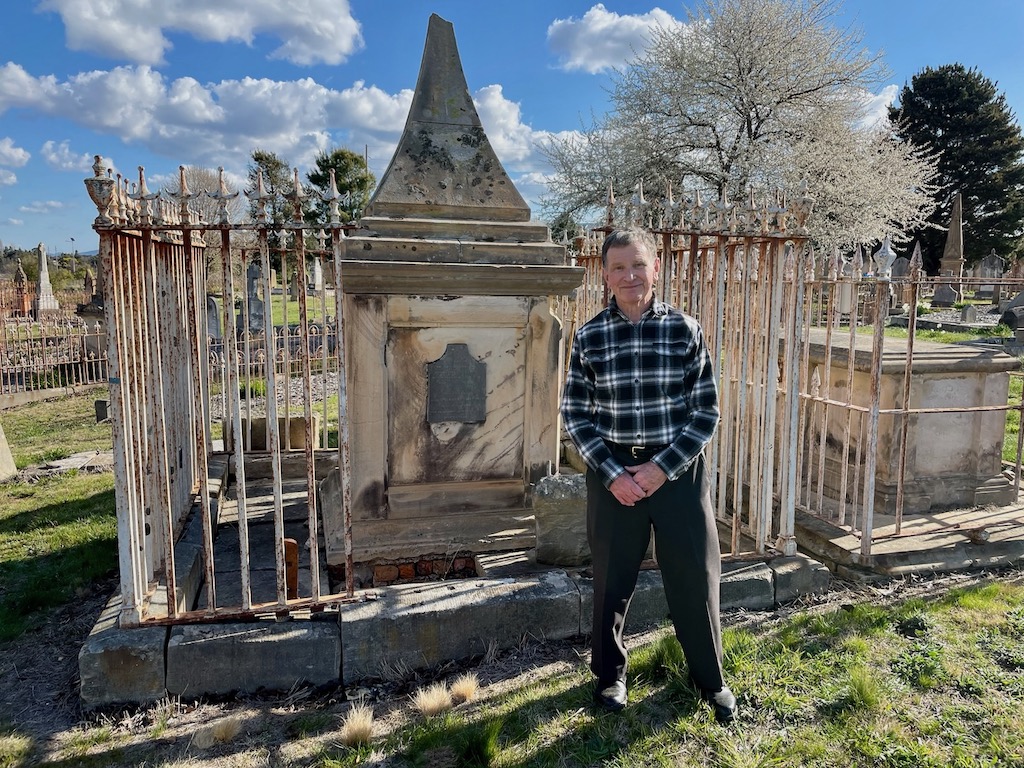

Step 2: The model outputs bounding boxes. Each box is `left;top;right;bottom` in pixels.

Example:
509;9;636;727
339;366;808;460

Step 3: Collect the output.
0;0;1021;255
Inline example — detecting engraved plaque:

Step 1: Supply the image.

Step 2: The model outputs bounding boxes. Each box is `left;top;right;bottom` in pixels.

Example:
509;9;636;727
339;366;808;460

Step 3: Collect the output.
426;343;486;423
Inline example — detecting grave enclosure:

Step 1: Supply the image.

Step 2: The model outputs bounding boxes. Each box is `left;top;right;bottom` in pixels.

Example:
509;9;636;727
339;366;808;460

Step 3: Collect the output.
73;11;1024;707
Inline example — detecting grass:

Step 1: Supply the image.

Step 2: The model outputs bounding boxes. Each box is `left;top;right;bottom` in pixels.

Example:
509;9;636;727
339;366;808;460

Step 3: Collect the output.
0;387;112;468
0;470;116;640
311;578;1024;768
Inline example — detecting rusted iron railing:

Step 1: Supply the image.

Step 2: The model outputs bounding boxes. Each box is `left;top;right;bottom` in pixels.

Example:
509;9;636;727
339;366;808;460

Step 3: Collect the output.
86;158;357;626
568;195;1023;564
0;316;108;396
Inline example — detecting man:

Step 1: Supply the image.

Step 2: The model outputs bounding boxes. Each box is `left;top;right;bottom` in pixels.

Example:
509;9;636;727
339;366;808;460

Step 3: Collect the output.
560;228;736;723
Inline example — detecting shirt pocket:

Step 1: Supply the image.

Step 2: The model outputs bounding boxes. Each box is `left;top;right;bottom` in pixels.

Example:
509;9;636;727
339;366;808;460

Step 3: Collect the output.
585;345;622;397
651;340;691;401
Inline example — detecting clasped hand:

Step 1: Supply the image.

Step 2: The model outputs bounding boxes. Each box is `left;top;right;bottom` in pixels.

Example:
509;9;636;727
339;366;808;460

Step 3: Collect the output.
609;461;668;506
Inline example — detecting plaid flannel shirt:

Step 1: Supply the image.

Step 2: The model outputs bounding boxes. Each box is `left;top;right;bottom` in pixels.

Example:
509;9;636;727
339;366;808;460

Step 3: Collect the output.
560;297;720;488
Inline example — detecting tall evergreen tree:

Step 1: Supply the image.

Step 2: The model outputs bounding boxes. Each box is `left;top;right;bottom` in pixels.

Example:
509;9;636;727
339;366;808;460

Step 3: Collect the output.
246;149;294;269
890;64;1024;272
305;148;375;226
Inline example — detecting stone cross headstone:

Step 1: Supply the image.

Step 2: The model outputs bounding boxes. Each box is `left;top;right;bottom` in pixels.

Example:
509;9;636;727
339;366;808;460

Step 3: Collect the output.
33;242;60;318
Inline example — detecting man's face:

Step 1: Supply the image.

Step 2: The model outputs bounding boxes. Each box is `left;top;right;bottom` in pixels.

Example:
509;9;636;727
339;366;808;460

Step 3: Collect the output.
603;243;660;308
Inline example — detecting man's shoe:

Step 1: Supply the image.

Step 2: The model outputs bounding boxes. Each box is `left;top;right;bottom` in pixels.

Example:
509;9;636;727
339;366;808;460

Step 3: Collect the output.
593;679;627;711
701;686;737;724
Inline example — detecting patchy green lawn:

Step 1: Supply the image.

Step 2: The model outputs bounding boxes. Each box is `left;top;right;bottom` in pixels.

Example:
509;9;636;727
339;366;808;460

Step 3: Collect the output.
0;388;112;468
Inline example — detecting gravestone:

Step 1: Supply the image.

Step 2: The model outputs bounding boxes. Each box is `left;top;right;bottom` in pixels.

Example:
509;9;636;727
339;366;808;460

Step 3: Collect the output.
33;242;60;318
977;249;1004;302
239;261;264;334
206;296;221;340
0;420;17;482
931;272;959;307
891;255;913;312
320;14;583;566
960;304;978;323
310;258;323;292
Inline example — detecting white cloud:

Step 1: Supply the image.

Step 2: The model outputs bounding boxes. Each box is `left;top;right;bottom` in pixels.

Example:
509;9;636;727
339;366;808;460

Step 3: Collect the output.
547;3;681;74
0;169;16;185
0;63;561;210
41;140;94;172
39;0;363;66
0;137;30;167
19;200;66;214
4;218;23;226
859;84;899;129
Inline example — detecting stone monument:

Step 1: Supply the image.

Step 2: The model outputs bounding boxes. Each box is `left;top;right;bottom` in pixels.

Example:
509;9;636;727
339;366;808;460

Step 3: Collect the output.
932;192;965;307
32;242;60;318
12;259;31;317
319;14;583;570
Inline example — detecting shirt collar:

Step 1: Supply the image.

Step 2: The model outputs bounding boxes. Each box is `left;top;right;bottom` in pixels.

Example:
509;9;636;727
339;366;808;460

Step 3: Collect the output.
609;296;669;320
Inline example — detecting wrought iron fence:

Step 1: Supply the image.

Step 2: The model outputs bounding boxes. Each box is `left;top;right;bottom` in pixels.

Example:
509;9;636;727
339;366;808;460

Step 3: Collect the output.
0;315;108;395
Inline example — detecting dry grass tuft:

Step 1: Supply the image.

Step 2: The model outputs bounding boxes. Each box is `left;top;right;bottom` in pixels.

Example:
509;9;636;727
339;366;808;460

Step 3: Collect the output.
191;715;243;750
449;672;480;704
339;703;374;746
413;682;453;717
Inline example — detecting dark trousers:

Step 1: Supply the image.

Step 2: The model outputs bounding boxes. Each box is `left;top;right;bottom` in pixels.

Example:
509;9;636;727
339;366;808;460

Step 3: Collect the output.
586;453;725;692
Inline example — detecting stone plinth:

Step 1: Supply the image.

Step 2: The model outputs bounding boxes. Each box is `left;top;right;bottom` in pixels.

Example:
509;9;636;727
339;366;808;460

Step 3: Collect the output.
805;329;1019;513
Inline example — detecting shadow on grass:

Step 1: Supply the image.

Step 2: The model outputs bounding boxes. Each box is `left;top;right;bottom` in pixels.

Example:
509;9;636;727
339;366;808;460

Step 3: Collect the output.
0;487;117;641
0;480;115;536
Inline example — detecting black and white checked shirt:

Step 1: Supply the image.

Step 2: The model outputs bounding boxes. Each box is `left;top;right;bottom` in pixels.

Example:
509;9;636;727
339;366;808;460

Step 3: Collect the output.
561;297;720;488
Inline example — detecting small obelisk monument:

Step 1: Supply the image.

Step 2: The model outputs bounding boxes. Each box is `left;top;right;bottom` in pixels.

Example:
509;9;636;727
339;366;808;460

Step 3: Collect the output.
33;242;61;318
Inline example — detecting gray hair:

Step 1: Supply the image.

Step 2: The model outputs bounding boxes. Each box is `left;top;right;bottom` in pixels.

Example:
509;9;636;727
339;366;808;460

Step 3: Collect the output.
600;228;656;266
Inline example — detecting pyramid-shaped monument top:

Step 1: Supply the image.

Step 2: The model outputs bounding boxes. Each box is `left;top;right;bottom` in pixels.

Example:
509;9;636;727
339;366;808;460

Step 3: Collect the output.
364;14;530;222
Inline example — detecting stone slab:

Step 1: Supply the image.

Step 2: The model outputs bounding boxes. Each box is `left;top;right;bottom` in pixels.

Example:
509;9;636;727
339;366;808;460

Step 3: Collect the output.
721;561;775;610
166;620;341;697
79;595;168;710
339;569;581;682
768;555;831;605
0;419;16;482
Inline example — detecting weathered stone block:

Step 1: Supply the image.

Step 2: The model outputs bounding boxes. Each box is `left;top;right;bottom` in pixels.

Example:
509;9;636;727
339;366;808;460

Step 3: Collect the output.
534;472;589;566
79;595;168;710
234;414;321;451
166;621;341;697
0;419;16;483
769;555;831;605
340;570;580;682
721;561;774;610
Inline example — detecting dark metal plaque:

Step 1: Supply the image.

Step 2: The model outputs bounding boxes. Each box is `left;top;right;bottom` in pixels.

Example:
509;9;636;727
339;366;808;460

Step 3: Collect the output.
426;343;486;424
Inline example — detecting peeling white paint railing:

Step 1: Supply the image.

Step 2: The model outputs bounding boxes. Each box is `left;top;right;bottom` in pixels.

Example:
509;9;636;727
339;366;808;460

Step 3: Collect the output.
87;158;358;626
571;186;1024;563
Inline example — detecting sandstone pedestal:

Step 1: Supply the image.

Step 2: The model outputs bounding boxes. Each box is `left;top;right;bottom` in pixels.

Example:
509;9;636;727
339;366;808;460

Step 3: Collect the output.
319;15;583;568
805;329;1019;513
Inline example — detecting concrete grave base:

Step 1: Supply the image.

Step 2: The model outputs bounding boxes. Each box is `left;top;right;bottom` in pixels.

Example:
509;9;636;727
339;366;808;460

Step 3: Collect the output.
166;619;342;697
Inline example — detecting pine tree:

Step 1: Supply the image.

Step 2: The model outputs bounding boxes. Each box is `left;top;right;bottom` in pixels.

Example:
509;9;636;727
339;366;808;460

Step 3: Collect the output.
304;148;375;226
890;64;1024;272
